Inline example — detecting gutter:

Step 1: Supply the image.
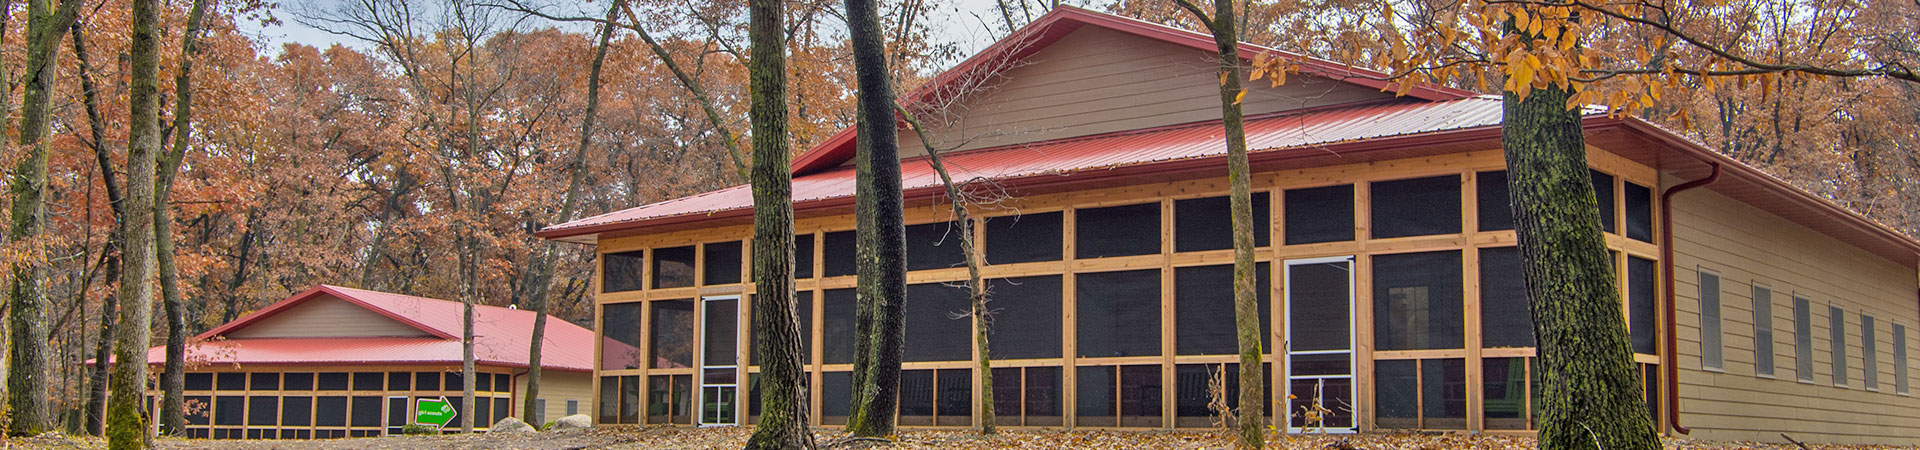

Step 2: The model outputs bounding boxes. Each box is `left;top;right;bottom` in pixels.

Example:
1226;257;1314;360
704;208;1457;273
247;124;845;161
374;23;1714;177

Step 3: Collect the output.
1660;162;1719;435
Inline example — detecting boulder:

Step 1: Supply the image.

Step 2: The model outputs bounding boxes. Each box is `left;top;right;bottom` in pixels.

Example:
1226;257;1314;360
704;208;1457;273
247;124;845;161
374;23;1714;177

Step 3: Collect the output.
552;414;594;430
491;417;538;433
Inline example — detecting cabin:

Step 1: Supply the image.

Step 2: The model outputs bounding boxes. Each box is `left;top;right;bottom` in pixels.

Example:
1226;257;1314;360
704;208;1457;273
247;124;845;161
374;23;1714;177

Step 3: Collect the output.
536;6;1920;444
134;285;599;439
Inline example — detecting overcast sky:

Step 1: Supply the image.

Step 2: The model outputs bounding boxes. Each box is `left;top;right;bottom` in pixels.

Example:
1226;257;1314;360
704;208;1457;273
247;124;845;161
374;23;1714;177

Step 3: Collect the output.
239;0;1076;68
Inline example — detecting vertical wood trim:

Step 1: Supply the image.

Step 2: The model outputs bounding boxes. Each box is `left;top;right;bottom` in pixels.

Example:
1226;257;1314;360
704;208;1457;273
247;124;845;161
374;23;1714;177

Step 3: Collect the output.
1161;198;1176;429
1462;170;1485;432
637;299;652;424
1062;207;1078;428
810;285;824;427
1354;253;1375;431
971;216;986;428
1269;187;1286;427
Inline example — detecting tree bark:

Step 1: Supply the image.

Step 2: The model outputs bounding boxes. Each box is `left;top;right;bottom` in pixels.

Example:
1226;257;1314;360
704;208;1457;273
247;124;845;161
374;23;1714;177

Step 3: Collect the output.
157;0;211;435
741;0;813;446
1504;84;1661;450
6;0;81;437
520;0;620;426
844;0;907;438
1172;0;1264;446
107;0;162;446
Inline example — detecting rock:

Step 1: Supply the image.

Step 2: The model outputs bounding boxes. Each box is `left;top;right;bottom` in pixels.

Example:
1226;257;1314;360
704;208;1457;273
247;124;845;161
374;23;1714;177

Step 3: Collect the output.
491;417;538;433
552;414;593;430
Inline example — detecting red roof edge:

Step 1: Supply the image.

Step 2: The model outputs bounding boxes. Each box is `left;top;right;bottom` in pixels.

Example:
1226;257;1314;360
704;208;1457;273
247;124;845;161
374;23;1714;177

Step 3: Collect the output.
787;5;1476;176
195;285;459;340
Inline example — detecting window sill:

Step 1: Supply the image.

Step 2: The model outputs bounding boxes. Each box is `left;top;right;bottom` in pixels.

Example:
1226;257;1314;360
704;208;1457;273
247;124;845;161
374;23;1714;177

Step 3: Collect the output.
1702;366;1725;373
1755;373;1777;380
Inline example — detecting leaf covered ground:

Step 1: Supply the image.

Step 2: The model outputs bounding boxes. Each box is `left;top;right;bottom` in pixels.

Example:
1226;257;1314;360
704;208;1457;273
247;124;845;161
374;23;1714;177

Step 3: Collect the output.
2;427;1911;450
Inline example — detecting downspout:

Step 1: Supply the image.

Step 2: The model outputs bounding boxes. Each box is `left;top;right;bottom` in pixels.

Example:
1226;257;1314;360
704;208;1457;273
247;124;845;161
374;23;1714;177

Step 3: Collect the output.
1661;162;1719;435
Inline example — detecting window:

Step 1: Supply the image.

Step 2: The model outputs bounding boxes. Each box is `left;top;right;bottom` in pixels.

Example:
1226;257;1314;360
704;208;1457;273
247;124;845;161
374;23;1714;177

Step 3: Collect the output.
214;396;245;426
1591;170;1616;233
1753;285;1775;377
217;372;245;391
1176;363;1272;428
651;299;695;369
598;377;619;424
651;246;696;288
1478;247;1534;348
1628;257;1658;354
351;396;382;427
703;241;742;284
415;371;441;391
250;372;279;390
1375;358;1467;429
1372;175;1461;239
823;231;857;277
1832;305;1848;386
567;399;580;416
1699;271;1722;370
1481;357;1536;430
354;372;383;391
318;372;350;390
902;283;973;362
990;366;1063;427
604;250;646;292
820;371;852;425
1284;184;1355;244
1076;365;1163;427
1076;270;1161;357
1174;263;1270;355
794;233;815;279
1863;313;1878;390
1076;203;1162;258
646;374;692;425
602;302;644;369
283;372;313;390
1174;192;1271;252
1624;181;1653;242
388;372;411;391
185;373;212;391
1895;324;1909;394
984;211;1062;265
1373;251;1463;350
986;275;1062;360
1795;296;1814;382
906;222;967;271
248;396;278;426
822;289;858;365
898;369;971;426
446;372;464;391
314;396;347;427
1476;171;1513;231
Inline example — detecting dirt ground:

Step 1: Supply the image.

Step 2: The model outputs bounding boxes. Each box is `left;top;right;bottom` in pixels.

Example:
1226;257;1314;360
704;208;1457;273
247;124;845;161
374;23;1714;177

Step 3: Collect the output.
2;427;1910;450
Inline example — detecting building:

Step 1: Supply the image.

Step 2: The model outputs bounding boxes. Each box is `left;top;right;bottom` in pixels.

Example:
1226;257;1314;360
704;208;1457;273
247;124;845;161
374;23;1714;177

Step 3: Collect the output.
137;285;597;439
535;6;1920;444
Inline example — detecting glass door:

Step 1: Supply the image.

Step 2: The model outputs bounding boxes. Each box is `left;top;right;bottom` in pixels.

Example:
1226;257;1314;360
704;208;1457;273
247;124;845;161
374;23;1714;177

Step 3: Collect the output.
699;296;741;426
1285;257;1356;433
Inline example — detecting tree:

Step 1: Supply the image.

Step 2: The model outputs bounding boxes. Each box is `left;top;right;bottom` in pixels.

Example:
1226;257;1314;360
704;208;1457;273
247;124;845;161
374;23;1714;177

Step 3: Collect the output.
107;0;165;446
741;0;813;446
1168;0;1266;447
69;20;122;436
844;0;909;436
896;107;997;435
158;0;214;435
520;0;621;426
4;0;81;436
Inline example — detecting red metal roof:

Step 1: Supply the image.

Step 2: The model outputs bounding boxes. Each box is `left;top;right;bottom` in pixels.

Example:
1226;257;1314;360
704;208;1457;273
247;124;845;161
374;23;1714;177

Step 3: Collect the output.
134;285;599;372
543;96;1506;239
787;6;1478;175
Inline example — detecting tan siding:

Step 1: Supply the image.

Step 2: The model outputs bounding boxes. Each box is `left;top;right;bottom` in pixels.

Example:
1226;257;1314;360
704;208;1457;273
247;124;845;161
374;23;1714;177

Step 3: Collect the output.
225;295;429;338
1670;185;1920;444
896;26;1389;158
513;371;594;423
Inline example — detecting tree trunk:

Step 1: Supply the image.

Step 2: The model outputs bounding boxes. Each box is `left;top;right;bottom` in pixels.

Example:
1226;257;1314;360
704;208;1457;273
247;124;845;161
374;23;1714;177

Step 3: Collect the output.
157;0;211;435
741;0;812;446
1176;0;1265;446
844;0;907;438
520;0;620;426
1503;84;1661;450
7;0;81;437
72;19;121;437
107;0;162;446
896;108;994;435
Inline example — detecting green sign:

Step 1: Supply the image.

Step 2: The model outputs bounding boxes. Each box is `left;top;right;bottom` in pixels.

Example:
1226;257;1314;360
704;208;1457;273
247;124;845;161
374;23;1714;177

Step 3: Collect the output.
415;396;458;428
